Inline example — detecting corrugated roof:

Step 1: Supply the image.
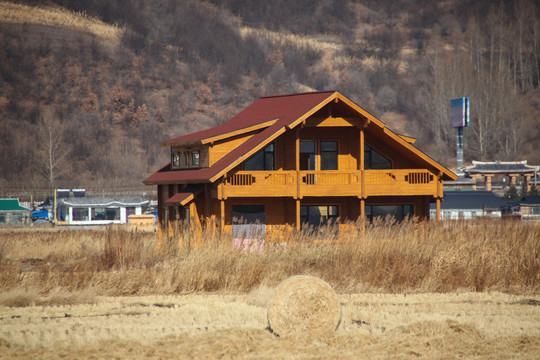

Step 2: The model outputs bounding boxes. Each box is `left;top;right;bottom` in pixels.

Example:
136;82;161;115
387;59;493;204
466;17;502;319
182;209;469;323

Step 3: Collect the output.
144;91;457;185
429;191;518;210
465;161;536;174
161;91;335;146
521;196;540;206
61;197;148;207
0;199;30;211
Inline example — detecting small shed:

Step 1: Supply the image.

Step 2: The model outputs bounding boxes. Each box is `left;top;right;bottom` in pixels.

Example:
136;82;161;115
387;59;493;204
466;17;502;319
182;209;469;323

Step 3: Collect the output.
0;199;32;226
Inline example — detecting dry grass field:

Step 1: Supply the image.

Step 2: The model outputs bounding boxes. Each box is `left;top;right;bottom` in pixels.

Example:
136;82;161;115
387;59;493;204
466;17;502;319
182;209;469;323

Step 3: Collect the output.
1;219;539;358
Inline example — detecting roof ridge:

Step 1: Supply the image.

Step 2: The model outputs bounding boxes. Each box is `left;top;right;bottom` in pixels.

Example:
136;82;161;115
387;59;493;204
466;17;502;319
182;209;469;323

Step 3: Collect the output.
259;90;335;99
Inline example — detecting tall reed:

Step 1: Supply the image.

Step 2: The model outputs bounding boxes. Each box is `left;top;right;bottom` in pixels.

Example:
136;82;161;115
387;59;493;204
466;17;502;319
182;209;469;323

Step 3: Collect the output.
0;219;538;304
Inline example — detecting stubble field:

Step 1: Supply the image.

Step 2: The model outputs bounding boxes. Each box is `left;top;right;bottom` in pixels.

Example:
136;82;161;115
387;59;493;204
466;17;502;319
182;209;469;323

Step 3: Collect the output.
1;220;539;358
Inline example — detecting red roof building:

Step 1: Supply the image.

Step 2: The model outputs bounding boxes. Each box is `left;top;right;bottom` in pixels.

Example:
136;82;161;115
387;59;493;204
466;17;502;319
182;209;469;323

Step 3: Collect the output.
144;91;456;244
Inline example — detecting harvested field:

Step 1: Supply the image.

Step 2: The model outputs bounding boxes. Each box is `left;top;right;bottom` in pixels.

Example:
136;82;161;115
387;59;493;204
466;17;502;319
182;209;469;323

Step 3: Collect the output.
1;292;540;359
0;220;539;358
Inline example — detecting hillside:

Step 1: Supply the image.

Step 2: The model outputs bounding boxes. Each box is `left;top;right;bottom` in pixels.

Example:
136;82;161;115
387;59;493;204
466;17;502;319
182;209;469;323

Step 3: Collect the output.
1;0;539;192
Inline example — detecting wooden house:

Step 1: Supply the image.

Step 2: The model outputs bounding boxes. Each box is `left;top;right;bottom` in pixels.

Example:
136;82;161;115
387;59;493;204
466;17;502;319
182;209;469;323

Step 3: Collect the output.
144;91;456;242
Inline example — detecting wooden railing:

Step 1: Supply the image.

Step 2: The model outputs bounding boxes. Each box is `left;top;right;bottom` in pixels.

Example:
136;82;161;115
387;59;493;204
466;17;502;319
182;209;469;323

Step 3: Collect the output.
223;169;437;197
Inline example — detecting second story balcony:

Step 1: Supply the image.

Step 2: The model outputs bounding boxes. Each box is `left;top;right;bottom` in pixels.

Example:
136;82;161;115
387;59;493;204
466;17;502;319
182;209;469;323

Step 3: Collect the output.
221;169;439;198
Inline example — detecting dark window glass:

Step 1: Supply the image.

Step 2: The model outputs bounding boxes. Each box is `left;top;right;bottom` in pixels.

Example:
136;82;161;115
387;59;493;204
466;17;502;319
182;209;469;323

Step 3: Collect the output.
72;208;89;221
365;204;413;222
244;144;274;171
320;141;338;170
300;205;339;226
92;207;106;220
192;151;200;167
105;208;120;220
364;145;392;169
300;140;316;170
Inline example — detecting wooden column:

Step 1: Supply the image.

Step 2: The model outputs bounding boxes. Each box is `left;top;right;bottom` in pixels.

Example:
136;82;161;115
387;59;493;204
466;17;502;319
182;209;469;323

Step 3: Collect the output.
157;185;164;253
360;127;366;200
295;127;301;200
360;127;365;170
484;175;493;191
204;183;210;220
436;198;441;222
360;198;365;218
524;175;531;193
220;199;225;231
296;199;301;230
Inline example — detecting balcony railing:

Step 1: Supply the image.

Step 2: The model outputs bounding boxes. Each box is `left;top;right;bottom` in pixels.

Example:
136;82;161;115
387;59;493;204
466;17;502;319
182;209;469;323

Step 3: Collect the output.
223;169;437;198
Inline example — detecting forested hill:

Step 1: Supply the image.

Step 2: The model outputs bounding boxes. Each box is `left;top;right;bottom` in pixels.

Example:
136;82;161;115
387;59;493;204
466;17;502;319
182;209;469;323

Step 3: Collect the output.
1;0;539;190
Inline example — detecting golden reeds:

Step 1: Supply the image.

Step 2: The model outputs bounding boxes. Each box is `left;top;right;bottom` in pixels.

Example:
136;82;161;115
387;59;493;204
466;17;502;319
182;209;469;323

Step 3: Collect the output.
0;219;539;306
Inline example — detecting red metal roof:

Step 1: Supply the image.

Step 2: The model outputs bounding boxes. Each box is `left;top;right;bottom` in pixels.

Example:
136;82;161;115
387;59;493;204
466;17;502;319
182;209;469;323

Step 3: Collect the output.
144;90;457;185
166;184;203;205
162;91;335;144
145;91;336;184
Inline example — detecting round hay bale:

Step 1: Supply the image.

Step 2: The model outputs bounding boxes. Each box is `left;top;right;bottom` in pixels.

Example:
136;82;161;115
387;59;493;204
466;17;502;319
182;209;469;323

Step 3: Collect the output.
267;275;341;337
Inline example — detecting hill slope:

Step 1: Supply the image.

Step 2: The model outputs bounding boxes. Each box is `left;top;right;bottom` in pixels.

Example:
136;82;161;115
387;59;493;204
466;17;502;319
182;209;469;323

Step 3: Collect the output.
1;0;539;191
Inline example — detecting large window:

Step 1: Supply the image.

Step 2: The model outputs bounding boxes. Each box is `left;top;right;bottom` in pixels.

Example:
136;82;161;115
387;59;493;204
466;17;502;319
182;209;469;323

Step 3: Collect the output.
320;141;338;170
300;205;339;226
72;208;89;221
365;205;413;222
91;207;120;221
365;145;392;169
244;144;274;171
300;140;316;170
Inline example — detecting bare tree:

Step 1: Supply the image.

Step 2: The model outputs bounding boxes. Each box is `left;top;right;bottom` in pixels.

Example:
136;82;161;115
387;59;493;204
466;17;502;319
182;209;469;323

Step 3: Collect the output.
35;111;71;192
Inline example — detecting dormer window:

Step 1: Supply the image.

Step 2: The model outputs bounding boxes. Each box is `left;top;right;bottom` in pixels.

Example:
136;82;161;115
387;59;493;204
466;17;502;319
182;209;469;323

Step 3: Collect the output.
192;151;200;167
172;153;180;168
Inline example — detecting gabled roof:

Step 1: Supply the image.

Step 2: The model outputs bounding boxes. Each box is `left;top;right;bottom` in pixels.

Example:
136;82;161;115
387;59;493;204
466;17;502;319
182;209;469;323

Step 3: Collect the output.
144;91;457;185
465;161;536;174
0;199;30;211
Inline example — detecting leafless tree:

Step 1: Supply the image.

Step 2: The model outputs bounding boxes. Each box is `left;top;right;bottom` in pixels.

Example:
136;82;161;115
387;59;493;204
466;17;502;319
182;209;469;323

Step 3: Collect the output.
35;111;71;192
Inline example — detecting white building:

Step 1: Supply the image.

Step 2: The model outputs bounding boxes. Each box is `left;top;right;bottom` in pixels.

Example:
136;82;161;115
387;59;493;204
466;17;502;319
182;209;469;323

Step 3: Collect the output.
58;197;149;225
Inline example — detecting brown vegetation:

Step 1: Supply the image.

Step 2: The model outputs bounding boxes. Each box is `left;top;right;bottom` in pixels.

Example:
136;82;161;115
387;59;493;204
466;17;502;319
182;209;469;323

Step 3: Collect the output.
1;219;538;300
1;0;540;192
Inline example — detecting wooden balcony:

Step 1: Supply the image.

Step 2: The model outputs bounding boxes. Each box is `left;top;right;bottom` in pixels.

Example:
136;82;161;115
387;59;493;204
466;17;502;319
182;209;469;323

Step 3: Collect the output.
222;169;438;198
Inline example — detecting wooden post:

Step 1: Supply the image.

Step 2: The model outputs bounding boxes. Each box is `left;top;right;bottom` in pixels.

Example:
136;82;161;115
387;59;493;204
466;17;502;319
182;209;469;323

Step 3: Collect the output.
296;199;300;230
157;185;164;253
204;183;210;219
436;198;441;222
220;199;225;232
295;127;301;200
360;128;364;170
360;198;365;218
484;175;493;191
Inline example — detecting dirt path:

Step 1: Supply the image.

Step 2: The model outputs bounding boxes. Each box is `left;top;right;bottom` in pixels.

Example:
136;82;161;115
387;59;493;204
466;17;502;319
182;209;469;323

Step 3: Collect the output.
1;292;539;359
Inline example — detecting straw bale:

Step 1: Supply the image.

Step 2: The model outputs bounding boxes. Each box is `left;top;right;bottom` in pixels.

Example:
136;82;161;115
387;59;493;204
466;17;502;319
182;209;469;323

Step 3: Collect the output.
267;275;341;337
